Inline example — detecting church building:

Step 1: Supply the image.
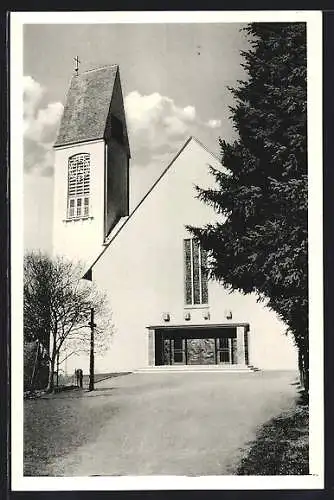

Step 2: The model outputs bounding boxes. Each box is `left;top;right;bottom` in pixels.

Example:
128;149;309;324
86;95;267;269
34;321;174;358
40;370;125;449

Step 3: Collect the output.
53;65;298;373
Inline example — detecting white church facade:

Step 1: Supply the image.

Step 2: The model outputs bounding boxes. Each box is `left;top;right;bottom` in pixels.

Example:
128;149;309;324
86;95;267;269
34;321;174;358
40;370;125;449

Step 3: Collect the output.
53;65;298;373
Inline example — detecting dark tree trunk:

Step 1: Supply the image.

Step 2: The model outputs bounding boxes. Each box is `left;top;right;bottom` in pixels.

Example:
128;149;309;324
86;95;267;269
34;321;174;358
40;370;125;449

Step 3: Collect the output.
46;357;55;393
298;349;303;387
302;349;309;393
298;344;309;393
29;341;40;393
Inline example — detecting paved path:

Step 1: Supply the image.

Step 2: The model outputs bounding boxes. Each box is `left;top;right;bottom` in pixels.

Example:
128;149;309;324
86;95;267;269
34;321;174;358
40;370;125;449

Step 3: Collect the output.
37;370;299;476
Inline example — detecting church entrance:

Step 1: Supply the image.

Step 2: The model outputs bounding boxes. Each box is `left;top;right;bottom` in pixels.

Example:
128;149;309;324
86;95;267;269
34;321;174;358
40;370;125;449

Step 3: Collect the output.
150;325;249;366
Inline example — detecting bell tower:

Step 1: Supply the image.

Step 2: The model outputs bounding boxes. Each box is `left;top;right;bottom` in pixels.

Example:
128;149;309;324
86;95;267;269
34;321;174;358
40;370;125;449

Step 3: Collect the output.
52;64;130;267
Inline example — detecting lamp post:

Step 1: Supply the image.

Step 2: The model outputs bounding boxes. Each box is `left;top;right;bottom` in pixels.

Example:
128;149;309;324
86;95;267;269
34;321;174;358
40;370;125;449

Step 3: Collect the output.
88;307;96;391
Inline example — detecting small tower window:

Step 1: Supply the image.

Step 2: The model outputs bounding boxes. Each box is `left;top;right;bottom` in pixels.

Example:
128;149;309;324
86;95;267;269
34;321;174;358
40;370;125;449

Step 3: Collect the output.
67;153;90;219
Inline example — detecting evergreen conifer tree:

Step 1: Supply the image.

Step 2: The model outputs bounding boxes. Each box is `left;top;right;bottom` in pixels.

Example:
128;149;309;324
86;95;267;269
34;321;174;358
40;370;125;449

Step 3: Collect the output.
190;23;308;389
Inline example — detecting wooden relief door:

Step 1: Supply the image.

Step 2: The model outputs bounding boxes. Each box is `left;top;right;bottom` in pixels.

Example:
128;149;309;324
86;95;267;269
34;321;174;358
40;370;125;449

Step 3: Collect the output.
216;337;232;364
172;336;186;364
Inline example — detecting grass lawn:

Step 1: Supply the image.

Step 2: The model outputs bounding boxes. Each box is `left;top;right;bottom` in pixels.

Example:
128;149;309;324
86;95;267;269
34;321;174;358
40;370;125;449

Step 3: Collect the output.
24;373;129;475
237;390;309;475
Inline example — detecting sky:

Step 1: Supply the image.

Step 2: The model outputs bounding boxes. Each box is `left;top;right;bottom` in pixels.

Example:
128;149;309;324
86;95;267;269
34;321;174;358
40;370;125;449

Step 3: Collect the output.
23;22;250;252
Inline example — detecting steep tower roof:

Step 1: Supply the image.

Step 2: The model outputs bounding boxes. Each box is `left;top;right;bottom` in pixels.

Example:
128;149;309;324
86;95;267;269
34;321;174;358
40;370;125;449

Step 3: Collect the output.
54;65;130;153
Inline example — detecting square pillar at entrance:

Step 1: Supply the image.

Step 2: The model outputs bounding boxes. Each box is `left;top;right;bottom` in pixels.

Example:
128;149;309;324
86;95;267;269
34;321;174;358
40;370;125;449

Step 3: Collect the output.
236;326;246;365
148;329;155;366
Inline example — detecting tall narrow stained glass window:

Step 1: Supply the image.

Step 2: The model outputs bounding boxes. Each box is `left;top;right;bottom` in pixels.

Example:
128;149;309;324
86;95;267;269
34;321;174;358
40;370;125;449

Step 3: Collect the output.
67;153;90;219
183;238;209;305
184;239;192;304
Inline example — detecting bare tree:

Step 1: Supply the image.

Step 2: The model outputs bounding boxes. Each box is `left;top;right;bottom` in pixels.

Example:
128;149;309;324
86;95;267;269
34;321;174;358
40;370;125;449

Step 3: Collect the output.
24;251;113;392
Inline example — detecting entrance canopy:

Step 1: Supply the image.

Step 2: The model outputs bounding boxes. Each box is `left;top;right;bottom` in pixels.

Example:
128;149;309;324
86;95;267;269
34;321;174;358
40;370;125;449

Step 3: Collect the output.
147;323;250;367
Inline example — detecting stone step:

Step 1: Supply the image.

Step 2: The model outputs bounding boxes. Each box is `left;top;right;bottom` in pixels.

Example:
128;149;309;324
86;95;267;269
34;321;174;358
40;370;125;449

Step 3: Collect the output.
134;364;258;373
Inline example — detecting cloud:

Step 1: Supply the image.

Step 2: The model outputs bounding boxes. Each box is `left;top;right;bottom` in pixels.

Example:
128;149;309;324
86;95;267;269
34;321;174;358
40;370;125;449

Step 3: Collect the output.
206;119;222;129
125;91;195;148
23;81;221;179
124;90;222;208
23;76;44;123
24;76;63;176
25;102;64;143
125;90;221;168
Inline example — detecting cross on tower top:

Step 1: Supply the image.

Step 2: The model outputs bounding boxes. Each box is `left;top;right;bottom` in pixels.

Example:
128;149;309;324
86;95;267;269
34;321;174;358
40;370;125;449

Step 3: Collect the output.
74;56;80;75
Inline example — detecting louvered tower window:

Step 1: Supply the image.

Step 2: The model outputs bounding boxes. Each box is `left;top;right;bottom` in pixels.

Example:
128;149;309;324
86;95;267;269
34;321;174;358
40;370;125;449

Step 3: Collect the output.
67;153;90;219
